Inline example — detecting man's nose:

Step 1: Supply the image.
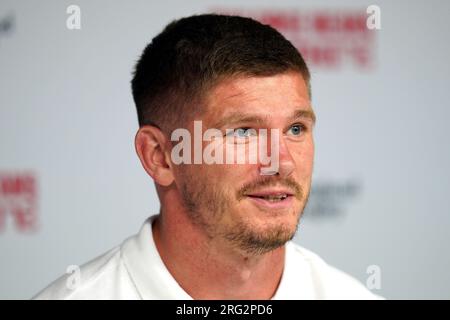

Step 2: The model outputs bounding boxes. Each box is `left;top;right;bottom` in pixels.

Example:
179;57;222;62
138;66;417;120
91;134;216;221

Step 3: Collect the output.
278;136;296;177
260;133;296;177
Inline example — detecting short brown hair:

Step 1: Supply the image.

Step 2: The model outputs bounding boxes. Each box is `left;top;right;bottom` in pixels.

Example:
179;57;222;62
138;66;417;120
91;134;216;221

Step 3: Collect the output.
131;14;310;132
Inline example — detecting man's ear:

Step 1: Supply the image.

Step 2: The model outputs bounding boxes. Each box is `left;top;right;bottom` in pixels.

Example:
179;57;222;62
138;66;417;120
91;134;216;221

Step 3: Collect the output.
135;125;174;186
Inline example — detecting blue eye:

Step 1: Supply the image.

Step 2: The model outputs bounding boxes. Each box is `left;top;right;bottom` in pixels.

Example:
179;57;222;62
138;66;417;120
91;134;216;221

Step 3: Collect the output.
288;124;304;136
233;128;257;138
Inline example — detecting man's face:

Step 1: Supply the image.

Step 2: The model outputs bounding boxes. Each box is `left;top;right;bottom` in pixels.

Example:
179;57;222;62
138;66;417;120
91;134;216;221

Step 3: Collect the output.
171;71;315;256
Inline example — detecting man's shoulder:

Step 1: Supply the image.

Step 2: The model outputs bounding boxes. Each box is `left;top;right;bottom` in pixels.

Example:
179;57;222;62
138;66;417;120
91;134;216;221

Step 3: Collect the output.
32;244;139;300
286;242;384;300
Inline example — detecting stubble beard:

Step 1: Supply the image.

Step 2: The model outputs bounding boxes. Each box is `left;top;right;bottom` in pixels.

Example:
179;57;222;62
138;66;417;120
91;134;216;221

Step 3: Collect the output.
180;172;310;256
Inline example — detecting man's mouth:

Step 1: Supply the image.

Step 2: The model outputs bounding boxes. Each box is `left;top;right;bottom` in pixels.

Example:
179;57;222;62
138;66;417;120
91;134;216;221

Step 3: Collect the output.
244;189;295;208
247;193;290;202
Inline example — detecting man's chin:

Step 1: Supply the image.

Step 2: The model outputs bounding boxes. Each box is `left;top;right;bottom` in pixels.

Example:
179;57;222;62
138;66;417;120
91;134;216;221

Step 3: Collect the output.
223;220;297;256
242;203;302;230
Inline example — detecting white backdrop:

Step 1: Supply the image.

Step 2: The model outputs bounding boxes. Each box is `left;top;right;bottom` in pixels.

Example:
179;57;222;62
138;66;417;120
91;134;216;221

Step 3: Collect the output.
1;0;449;299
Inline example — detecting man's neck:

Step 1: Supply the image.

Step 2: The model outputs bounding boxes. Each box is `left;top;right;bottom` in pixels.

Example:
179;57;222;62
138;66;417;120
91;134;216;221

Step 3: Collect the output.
152;210;285;300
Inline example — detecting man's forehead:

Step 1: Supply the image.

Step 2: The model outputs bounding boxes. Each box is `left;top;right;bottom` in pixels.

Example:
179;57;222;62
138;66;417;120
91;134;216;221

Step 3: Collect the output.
202;72;312;122
209;72;308;99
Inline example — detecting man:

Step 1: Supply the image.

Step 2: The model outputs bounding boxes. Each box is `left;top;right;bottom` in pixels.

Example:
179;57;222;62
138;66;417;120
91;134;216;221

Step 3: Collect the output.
34;14;381;300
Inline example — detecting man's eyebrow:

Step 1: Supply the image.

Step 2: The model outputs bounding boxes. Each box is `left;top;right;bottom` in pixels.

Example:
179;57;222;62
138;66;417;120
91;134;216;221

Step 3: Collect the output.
291;109;316;124
212;113;266;129
212;108;316;129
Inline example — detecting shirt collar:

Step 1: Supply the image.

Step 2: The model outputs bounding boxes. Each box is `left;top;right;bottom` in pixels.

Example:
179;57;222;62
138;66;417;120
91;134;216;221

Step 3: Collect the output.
272;241;318;300
121;215;192;299
121;214;317;300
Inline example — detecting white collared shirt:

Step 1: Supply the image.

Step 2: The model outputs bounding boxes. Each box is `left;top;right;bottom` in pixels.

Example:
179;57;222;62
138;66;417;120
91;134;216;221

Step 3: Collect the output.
33;215;382;300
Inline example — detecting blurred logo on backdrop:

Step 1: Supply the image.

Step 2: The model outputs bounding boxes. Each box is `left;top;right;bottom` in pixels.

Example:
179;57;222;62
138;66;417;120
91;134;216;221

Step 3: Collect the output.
0;172;38;233
0;13;15;41
213;8;376;70
303;180;362;220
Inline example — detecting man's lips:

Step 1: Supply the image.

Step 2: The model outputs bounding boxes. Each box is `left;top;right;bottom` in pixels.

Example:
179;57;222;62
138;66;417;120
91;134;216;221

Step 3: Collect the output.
243;189;296;209
245;189;295;198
